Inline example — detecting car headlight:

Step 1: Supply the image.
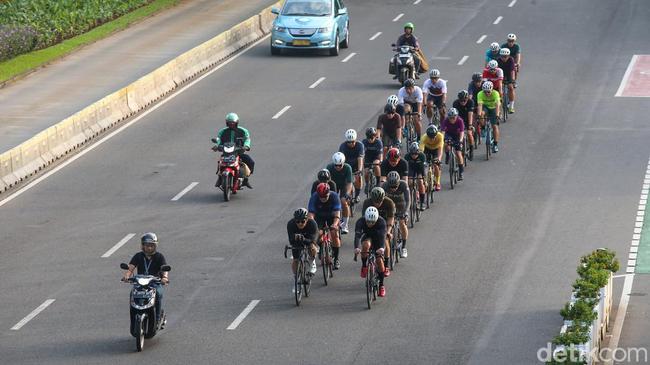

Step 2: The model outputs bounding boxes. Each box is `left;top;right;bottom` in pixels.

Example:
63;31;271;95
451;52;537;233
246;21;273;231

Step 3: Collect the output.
274;26;287;33
317;27;330;33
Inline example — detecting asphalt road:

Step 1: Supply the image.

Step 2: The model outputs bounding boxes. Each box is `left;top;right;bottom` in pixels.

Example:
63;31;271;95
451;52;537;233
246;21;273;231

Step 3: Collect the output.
0;0;649;364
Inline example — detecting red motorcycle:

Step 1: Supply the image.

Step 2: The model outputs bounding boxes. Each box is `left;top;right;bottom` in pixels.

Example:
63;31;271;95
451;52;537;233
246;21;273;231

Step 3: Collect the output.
211;139;245;201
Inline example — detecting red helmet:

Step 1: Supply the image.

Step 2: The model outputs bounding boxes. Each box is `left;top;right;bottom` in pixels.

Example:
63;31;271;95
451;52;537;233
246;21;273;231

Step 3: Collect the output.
388;147;401;160
316;182;330;198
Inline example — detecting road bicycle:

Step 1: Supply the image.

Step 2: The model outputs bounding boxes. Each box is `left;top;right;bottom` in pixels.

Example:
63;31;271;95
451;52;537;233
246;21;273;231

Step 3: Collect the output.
284;244;313;306
318;223;334;286
354;248;381;309
446;139;460;189
409;177;423;227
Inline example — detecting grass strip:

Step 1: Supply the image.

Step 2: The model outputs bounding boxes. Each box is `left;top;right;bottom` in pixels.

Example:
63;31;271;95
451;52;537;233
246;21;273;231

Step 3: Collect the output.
0;0;180;84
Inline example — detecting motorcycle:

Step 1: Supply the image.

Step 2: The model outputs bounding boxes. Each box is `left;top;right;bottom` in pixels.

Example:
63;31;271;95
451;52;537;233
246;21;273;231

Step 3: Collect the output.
120;263;171;352
211;138;246;201
389;44;416;85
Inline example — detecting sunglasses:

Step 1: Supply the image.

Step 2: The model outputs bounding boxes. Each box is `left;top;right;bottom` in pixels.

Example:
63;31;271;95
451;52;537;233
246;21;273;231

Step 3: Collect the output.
296;219;307;224
335;164;343;168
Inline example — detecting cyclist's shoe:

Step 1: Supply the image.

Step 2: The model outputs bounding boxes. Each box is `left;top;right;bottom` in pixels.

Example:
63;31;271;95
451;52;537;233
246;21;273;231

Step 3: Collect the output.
493;144;499;153
378;285;386;297
459;172;464;181
360;266;368;278
402;248;408;258
353;196;360;204
508;106;515;114
341;225;349;235
384;268;391;277
242;178;253;189
334;258;341;270
434;183;441;191
310;259;317;274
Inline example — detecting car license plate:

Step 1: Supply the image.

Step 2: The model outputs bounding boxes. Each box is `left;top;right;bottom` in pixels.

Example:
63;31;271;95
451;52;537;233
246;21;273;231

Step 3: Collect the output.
293;39;310;46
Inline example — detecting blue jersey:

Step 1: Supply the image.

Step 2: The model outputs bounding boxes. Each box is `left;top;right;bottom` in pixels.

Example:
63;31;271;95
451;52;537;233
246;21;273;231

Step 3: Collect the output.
362;138;383;162
339;141;364;164
308;191;342;220
485;49;499;63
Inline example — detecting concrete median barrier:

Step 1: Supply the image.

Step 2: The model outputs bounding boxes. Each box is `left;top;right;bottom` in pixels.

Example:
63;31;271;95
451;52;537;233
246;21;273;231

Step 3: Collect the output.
0;1;281;193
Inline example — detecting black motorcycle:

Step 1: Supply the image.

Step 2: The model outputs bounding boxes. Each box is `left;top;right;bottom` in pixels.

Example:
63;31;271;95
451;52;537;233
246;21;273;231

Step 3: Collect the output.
120;263;171;352
389;44;416;85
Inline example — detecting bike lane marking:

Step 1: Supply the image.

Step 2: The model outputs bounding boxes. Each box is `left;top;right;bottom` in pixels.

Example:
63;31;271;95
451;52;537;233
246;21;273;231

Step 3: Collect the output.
102;233;136;258
11;299;56;330
615;55;650;97
171;182;198;201
226;300;260;330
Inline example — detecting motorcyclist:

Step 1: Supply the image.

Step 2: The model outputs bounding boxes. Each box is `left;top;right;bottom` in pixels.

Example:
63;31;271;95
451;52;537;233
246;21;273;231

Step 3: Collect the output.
122;233;169;327
395;22;422;78
213;113;254;189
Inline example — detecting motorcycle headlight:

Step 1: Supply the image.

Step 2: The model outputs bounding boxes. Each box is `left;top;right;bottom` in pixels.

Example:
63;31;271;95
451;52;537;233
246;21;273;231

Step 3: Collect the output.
137;278;149;286
318;27;330;33
274;26;287;33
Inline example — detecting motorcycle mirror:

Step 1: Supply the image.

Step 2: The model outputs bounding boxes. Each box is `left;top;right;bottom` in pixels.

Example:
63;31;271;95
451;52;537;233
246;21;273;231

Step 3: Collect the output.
160;265;171;272
391;43;396;47
210;138;218;143
120;263;129;270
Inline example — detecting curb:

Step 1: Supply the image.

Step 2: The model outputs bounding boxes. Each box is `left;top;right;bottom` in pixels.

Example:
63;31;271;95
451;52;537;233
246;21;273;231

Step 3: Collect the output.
0;1;281;193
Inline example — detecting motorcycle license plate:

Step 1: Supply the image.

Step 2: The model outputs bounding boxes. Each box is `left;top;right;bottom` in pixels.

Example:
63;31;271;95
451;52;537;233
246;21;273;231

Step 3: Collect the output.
293;39;310;46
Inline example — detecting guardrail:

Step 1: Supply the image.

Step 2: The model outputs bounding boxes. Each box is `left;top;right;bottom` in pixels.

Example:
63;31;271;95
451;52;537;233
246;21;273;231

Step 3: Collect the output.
0;1;281;193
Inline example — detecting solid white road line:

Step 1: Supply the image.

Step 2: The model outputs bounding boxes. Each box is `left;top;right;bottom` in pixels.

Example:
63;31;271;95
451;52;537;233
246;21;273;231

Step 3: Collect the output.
171;182;198;201
508;0;517;7
272;105;291;119
615;55;638;97
341;52;357;63
413;0;422;4
369;32;382;41
476;35;487;44
0;34;272;209
458;56;469;65
227;300;260;330
493;16;503;25
309;77;326;89
101;233;136;258
11;299;56;330
392;13;404;22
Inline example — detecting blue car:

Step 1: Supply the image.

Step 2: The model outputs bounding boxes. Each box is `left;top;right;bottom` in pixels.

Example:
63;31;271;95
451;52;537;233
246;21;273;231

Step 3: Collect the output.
270;0;349;56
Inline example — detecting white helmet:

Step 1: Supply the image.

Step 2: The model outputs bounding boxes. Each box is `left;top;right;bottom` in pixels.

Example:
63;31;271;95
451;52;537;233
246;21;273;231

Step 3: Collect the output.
507;33;517;41
488;60;498;69
482;81;494;91
387;94;399;106
429;69;440;78
499;48;510;56
490;42;500;52
345;129;357;142
364;206;379;223
332;152;346;165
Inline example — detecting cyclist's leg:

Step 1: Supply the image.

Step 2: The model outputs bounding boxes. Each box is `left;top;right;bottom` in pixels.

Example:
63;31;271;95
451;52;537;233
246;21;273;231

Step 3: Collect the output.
291;247;301;274
425;96;434;123
373;239;386;284
352;163;362;199
309;243;318;260
373;160;381;179
361;239;371;264
435;97;446;122
399;212;409;247
490;108;500;144
509;82;515;108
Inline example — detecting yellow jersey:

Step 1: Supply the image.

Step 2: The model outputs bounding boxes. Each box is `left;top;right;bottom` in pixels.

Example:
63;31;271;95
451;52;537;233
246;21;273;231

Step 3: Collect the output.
420;132;444;151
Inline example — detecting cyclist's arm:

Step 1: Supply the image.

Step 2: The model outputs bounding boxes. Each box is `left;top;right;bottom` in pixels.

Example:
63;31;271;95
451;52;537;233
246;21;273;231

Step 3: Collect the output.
353;220;364;249
287;221;298;245
307;194;318;215
304;220;319;245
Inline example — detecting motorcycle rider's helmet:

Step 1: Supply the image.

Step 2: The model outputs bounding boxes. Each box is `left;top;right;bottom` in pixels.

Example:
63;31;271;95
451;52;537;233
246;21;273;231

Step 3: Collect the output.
403;22;415;31
365;206;379;223
387;171;401;188
403;78;415;88
370;187;385;204
225;112;239;128
366;127;377;139
316;182;330;198
426;124;438;138
317;168;330;183
293;208;309;220
384;103;396;114
141;232;158;256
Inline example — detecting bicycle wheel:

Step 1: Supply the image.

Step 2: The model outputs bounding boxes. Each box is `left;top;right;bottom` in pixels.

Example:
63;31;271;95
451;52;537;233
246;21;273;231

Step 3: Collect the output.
449;148;456;190
409;188;416;228
502;90;509;122
294;262;303;306
366;262;373;309
426;167;434;206
415;187;421;221
394;226;401;265
485;126;492;161
321;241;330;286
303;259;311;297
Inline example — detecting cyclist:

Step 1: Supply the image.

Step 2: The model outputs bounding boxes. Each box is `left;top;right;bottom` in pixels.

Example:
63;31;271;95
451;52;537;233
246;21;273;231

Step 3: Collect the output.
387;94;406;118
308;183;342;269
398;78;424;139
362;127;383;190
453;90;475;149
327;152;353;235
501;33;521;79
476;81;501;153
382;171;410;258
311;169;337;195
395;22;422;77
404;141;427;211
422;69;447;125
287;208;319;275
339;129;365;203
485;42;500;65
468;72;484;104
440;108;465;181
482;60;504;98
380;147;409;186
497;48;516;113
420;124;444;191
377;103;403;155
213;112;254;189
362;187;396;276
354;206;388;297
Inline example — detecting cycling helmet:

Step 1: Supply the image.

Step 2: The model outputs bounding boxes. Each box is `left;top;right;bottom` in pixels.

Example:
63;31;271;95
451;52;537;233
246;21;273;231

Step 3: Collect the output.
472;72;482;82
370;186;385;203
487;60;498;69
387;94;399;106
429;69;440;78
345;129;357;142
482;81;494;91
225;112;239;127
366;127;377;139
426;124;438;137
384;103;397;114
447;108;459;117
317;168;330;182
387;171;401;187
364;206;379;223
507;33;517;41
458;90;469;99
387;147;400;160
499;48;510;56
294;208;308;220
316;182;330;198
403;78;415;88
332;152;346;165
408;141;420;154
489;42;500;52
141;232;158;255
403;22;414;31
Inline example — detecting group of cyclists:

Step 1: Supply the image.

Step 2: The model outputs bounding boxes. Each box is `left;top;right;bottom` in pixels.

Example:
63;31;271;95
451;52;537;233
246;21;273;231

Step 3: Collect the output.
287;23;522;303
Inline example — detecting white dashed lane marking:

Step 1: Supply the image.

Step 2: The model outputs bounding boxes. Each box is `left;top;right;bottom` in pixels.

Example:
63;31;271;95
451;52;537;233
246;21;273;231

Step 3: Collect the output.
458;56;469;65
272;106;291;119
508;0;517;7
102;233;136;258
227;300;260;330
477;35;487;44
393;13;404;22
493;16;503;24
341;52;357;63
309;77;326;89
11;299;56;330
171;182;198;201
369;32;382;41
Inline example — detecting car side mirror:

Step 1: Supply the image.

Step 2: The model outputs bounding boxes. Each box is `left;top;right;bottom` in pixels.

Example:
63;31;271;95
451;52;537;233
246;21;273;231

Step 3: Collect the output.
161;265;171;272
271;7;279;15
120;263;129;270
211;138;218;143
337;8;347;16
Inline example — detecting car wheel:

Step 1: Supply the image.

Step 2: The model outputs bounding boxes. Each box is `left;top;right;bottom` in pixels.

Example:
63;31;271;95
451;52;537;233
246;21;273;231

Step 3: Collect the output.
271;44;280;55
341;23;349;49
329;33;340;56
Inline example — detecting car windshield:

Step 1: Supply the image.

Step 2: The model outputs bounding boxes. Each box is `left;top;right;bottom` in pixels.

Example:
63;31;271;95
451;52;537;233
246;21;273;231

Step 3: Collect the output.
282;1;332;16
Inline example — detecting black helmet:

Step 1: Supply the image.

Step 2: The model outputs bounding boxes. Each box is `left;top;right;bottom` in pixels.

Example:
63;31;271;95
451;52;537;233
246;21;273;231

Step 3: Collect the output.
458;90;469;99
403;78;415;88
366;127;377;139
141;232;158;245
471;72;482;82
317;168;330;182
370;187;385;203
293;208;309;220
384;103;396;114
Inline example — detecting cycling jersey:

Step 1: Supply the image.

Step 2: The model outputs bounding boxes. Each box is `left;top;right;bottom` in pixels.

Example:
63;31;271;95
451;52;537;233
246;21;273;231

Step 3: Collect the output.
453;99;475;125
477;90;501;110
308;191;342;221
354;216;387;250
422;78;447;97
362;197;396;221
440;117;465;139
405;152;426;177
327;163;353;194
398;86;424;105
485;49;500;64
382;180;410;214
287;218;319;246
362;138;383;163
419;133;444;151
468;81;483;102
497;57;516;82
376;113;402;138
310;180;337;195
500;42;520;58
482;68;504;91
380;159;408;179
339;141;364;171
